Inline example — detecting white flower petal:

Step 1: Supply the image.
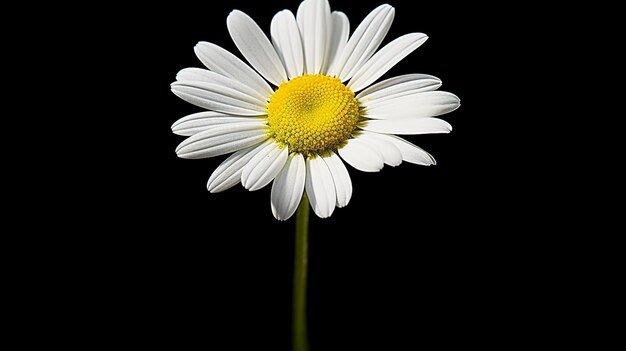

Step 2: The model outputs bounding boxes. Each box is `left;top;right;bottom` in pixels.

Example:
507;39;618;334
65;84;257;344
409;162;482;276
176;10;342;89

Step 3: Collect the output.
348;33;428;92
360;118;452;135
338;138;384;172
207;143;268;193
227;10;288;86
172;112;266;136
176;68;268;103
176;123;269;159
330;4;395;81
194;42;273;99
305;156;336;218
296;0;306;28
271;154;306;221
384;135;436;166
271;10;304;79
322;152;352;208
241;142;289;191
171;81;267;116
172;80;264;109
298;0;331;74
363;91;460;119
357;74;442;104
324;11;350;75
175;67;211;82
357;132;403;167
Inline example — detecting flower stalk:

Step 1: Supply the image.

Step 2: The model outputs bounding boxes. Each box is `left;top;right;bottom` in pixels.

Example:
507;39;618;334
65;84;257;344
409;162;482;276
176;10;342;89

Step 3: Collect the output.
293;193;310;351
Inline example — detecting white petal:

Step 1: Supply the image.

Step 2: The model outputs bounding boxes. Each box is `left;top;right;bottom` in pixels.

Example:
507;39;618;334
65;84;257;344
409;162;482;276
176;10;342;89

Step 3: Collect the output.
357;74;442;105
384;135;436;166
194;42;273;99
171;81;267;116
357;132;403;166
176;68;268;103
324;11;350;75
207;143;268;193
298;0;331;74
338;138;384;172
172;112;266;136
348;33;428;92
305;157;336;218
172;80;264;108
360;118;452;135
271;154;306;221
296;1;306;28
227;10;288;86
175;67;211;82
176;124;269;159
241;142;289;191
322;152;352;208
271;10;304;79
363;91;460;119
330;4;395;81
296;1;306;27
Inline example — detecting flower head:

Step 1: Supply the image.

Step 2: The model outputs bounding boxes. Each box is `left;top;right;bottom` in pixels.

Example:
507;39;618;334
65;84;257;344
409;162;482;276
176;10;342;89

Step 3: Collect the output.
171;0;460;220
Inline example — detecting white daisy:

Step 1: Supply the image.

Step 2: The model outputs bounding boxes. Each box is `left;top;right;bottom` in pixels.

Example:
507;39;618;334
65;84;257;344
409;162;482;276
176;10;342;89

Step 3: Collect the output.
171;0;460;220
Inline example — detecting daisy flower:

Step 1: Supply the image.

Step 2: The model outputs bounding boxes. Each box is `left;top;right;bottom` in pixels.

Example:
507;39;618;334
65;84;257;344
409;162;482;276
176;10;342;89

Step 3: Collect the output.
171;0;460;220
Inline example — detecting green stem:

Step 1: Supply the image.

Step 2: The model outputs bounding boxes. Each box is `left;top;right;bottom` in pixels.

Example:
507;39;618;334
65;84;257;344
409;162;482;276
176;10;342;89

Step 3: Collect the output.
293;193;310;351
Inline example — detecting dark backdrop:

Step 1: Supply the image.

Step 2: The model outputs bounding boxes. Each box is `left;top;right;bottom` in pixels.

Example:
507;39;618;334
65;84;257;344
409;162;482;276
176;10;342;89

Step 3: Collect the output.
88;0;536;349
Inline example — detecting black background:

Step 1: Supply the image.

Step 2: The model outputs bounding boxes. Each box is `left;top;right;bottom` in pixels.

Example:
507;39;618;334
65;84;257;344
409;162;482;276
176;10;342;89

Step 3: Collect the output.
60;0;548;349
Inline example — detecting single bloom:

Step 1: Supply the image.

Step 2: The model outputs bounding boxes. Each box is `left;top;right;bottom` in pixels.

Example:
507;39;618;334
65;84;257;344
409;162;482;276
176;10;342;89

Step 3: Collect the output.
171;0;460;220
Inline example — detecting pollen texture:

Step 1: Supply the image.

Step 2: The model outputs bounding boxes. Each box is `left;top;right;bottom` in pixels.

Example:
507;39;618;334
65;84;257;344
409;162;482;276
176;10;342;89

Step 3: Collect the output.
267;74;360;156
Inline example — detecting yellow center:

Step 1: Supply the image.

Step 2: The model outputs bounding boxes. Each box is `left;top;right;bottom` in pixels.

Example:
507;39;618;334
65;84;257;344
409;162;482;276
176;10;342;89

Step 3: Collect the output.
267;74;360;156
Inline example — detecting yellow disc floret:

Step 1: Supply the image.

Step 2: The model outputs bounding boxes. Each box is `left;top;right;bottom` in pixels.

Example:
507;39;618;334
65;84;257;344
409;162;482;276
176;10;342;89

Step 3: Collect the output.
267;74;360;156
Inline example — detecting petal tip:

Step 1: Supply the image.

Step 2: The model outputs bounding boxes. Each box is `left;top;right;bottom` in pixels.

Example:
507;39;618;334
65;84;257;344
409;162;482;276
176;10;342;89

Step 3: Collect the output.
227;9;246;21
207;180;216;192
175;142;184;153
272;213;290;222
337;201;350;209
176;152;189;159
315;212;332;219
